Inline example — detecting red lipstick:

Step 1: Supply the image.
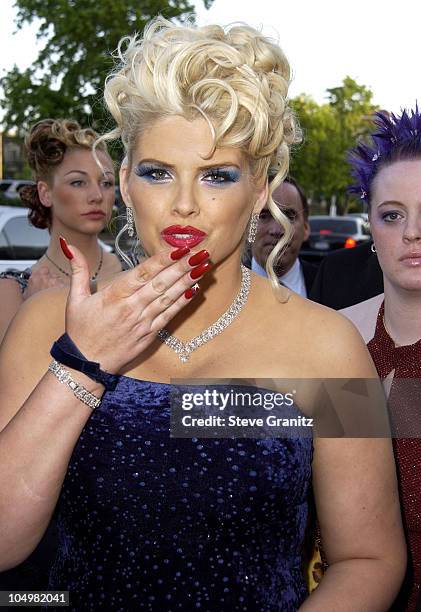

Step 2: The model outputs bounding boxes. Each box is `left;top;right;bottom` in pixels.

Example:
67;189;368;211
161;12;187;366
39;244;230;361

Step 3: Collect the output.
161;225;206;248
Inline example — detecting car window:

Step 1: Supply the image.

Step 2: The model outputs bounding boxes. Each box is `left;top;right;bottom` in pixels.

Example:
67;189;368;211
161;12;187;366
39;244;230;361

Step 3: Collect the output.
0;182;12;192
310;219;357;234
0;216;49;259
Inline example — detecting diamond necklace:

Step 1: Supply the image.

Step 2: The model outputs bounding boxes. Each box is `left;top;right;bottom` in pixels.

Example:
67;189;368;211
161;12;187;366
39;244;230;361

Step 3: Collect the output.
157;264;251;363
44;248;103;282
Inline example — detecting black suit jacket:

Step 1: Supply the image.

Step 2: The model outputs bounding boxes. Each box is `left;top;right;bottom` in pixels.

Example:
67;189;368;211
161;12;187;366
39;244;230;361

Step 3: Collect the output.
244;256;318;297
309;241;383;310
300;259;318;297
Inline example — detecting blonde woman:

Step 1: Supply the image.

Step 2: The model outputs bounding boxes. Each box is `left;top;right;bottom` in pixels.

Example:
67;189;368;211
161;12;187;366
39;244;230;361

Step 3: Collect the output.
0;19;405;610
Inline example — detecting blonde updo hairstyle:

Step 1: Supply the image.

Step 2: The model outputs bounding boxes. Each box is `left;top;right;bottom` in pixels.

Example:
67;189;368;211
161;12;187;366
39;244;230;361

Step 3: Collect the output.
22;119;109;229
100;17;301;293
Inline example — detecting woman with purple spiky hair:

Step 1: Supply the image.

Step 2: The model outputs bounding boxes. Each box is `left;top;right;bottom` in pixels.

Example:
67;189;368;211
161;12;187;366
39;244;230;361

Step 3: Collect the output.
343;105;421;611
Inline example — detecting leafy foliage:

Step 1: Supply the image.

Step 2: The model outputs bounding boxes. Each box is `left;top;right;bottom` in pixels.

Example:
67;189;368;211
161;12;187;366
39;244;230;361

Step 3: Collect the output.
2;8;378;205
290;77;379;213
1;0;213;135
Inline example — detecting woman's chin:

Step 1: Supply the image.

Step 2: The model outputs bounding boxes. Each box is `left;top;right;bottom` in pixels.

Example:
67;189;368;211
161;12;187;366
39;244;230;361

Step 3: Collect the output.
391;277;421;293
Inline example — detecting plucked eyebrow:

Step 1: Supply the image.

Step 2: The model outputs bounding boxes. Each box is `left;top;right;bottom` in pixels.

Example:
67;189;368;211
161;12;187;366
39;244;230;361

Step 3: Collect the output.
377;200;405;207
136;158;241;171
64;169;114;177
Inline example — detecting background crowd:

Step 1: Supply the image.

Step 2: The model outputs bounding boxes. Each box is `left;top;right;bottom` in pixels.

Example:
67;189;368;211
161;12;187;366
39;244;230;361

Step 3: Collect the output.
0;5;420;612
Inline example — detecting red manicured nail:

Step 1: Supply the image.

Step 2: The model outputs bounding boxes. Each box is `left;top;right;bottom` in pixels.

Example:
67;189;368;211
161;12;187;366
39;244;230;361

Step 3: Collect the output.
184;284;200;299
190;261;212;280
170;246;190;260
188;250;209;266
59;236;74;260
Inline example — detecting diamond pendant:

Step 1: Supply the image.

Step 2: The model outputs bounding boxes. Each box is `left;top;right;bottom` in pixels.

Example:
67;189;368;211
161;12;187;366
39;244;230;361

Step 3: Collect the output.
157;265;251;363
156;330;192;362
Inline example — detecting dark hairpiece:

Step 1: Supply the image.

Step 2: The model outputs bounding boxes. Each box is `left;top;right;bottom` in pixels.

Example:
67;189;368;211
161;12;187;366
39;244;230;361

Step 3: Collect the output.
348;104;421;204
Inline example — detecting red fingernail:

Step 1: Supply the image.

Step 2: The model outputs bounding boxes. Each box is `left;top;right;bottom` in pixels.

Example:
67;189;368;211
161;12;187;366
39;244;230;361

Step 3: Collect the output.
184;284;200;299
59;236;74;260
170;246;190;260
190;261;212;280
188;250;210;266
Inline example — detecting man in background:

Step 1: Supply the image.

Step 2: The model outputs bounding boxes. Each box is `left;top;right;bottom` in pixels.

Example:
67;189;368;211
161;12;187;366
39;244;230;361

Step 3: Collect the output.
250;177;318;297
309;241;383;309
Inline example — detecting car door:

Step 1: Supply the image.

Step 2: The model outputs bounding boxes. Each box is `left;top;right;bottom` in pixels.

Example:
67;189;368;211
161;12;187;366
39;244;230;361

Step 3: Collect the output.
1;216;49;265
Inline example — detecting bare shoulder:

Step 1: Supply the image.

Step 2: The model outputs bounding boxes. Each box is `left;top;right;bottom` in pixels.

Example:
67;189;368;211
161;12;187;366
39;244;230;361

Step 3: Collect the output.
297;295;378;377
0;278;25;343
340;293;384;343
250;281;378;378
0;277;24;311
0;276;23;296
3;285;67;347
0;278;23;312
0;287;68;430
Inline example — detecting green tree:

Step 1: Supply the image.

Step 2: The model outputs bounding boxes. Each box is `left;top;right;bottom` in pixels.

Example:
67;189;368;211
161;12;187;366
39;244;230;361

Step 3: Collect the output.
290;76;378;213
1;0;214;134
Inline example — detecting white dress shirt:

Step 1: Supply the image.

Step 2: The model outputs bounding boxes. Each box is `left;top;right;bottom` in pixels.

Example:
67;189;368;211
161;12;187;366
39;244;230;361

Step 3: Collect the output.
251;257;307;297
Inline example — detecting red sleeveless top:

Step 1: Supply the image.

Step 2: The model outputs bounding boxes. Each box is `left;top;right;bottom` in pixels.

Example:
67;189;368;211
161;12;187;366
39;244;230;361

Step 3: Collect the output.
367;302;421;611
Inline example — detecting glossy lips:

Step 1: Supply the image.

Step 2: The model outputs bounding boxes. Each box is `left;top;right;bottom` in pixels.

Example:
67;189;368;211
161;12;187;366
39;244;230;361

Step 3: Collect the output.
399;253;421;267
161;225;206;248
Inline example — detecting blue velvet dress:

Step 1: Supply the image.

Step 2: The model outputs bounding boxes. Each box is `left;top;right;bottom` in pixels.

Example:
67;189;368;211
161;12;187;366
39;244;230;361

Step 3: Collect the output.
48;377;313;611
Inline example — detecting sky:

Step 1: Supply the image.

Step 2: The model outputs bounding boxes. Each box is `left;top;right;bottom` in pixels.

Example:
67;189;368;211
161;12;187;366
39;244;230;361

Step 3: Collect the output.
0;0;420;116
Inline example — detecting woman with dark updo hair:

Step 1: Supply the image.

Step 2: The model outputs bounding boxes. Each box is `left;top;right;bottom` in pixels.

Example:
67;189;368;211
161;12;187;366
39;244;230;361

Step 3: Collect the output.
0;118;122;342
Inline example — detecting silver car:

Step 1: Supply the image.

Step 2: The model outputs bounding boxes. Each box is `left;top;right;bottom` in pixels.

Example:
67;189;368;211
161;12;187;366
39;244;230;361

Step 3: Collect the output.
0;206;112;274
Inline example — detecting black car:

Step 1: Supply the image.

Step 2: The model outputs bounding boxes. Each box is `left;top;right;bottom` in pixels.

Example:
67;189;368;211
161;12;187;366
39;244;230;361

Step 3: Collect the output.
300;215;371;262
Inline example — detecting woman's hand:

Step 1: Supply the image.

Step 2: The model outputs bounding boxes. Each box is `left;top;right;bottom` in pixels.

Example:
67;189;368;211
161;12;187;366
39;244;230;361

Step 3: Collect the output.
63;240;210;374
0;241;210;570
23;266;66;300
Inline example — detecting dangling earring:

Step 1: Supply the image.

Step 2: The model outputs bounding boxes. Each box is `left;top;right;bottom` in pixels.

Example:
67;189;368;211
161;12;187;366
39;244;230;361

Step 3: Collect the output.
126;206;136;238
370;243;376;253
247;213;260;244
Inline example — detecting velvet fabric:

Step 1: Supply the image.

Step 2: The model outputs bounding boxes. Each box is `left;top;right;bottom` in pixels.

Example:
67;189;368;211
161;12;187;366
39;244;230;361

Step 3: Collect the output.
48;377;313;611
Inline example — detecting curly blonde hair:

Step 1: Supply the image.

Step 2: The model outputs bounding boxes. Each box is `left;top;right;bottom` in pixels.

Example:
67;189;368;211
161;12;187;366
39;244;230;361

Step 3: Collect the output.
100;17;301;292
23;118;109;229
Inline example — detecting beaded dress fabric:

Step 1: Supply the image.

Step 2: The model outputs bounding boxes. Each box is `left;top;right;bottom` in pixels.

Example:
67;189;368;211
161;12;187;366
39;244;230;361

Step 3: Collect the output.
367;302;421;612
0;268;31;293
48;378;313;611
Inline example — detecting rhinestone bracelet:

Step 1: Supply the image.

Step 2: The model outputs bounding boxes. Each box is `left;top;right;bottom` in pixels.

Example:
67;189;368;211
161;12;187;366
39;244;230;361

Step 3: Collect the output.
48;360;101;410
